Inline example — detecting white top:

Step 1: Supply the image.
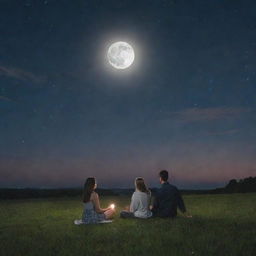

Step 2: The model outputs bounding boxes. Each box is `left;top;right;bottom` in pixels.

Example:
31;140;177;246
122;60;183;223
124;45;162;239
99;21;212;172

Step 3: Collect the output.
130;191;152;218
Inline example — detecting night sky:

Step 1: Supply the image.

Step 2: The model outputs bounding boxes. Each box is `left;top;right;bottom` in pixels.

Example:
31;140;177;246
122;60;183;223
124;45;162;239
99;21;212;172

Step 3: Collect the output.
1;0;256;189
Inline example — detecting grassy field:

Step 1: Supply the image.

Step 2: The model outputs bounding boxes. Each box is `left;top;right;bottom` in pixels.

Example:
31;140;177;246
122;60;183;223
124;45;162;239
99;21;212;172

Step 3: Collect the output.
0;193;256;256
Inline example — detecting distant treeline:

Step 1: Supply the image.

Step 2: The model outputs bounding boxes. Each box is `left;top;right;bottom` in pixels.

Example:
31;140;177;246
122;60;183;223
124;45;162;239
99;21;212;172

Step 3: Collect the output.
0;188;118;200
0;176;255;199
182;177;256;194
224;177;256;193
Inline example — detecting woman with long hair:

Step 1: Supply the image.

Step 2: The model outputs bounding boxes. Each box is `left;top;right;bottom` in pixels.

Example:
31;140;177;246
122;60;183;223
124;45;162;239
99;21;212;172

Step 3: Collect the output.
81;177;115;224
120;177;152;218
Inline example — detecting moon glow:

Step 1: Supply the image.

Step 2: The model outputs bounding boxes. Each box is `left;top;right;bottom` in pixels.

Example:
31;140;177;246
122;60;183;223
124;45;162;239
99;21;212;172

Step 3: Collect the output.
107;41;135;69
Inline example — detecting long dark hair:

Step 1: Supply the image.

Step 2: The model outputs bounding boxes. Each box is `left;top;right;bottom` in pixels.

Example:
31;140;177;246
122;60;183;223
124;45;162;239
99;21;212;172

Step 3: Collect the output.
83;177;96;203
135;177;150;195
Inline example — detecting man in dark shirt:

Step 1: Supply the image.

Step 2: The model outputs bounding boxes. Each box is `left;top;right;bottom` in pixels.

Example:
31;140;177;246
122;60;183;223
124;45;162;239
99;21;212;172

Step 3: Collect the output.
151;170;192;218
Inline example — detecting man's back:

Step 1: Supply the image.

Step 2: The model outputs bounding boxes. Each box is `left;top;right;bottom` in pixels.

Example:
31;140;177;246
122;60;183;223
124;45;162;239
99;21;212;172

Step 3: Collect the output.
152;182;186;217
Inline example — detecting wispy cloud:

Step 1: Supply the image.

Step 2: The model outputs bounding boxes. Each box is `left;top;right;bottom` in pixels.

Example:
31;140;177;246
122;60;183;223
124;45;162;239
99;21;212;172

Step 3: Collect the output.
206;128;241;135
0;95;16;102
170;107;250;123
0;65;46;84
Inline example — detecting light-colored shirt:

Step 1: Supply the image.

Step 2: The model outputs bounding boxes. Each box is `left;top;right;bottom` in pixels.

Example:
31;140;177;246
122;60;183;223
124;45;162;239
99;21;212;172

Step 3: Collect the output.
130;191;152;218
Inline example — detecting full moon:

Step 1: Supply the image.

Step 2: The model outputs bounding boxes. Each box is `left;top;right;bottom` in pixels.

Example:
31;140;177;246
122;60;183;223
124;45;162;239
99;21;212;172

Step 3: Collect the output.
107;41;135;69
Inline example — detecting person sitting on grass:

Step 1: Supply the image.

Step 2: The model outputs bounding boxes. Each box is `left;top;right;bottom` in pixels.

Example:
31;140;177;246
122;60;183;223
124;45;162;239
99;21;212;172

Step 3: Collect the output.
120;177;152;219
81;177;115;224
151;170;192;218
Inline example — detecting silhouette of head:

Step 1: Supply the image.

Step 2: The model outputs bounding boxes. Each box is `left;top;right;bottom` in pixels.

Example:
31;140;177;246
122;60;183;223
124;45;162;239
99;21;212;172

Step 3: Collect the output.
83;177;96;203
159;170;168;184
135;177;150;194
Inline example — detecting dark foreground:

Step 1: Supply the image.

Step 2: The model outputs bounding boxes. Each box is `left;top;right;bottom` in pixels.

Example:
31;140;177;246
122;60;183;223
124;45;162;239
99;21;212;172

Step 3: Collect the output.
0;193;256;256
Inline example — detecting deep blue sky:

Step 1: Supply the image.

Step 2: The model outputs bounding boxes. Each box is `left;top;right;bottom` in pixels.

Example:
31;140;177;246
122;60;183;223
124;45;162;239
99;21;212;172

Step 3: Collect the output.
0;0;256;189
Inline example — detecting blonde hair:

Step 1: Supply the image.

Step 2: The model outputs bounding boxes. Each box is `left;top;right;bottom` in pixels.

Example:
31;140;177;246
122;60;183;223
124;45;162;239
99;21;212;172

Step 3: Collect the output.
135;177;150;195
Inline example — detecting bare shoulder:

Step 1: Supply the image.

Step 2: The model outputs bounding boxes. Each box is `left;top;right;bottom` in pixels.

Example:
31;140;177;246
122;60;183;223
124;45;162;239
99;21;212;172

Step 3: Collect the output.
90;191;98;200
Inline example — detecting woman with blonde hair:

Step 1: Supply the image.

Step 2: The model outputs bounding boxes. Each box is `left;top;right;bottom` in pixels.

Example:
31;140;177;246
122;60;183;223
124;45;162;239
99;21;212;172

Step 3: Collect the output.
120;177;152;218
